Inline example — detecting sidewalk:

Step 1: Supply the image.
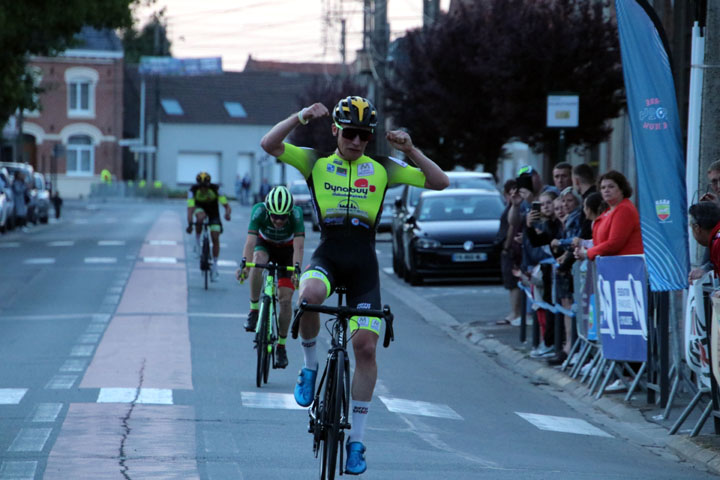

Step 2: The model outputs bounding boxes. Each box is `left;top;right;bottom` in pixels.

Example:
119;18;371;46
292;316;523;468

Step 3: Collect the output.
380;270;720;477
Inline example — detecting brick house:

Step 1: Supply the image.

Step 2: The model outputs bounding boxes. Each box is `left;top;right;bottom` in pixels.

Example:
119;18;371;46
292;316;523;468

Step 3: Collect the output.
20;27;124;198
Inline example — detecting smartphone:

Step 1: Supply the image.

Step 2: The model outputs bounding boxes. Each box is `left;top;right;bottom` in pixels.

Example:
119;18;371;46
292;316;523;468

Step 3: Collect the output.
531;201;541;212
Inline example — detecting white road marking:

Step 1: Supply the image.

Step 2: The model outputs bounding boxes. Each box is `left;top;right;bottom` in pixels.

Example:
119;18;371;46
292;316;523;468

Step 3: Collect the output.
85;324;105;333
143;256;177;264
84;257;117;264
241;392;306;410
149;240;177;246
31;404;63;423
45;375;77;390
70;345;94;357
77;334;101;344
0;242;20;248
47;241;74;247
23;258;55;265
97;388;173;405
516;412;613;437
188;313;246;318
0;460;38;479
98;240;125;246
7;428;52;452
378;396;463;420
0;389;27;405
217;259;238;267
60;359;87;372
382;267;394;275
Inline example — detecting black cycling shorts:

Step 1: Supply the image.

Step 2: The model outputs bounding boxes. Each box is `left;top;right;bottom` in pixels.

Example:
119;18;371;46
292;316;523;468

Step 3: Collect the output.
302;234;381;312
255;237;293;279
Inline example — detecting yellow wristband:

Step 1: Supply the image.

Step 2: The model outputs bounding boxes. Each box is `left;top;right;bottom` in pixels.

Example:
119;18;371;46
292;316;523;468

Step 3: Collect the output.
297;109;308;125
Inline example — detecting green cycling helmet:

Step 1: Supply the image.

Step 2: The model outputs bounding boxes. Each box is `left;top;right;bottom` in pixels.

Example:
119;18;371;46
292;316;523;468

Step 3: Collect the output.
265;185;294;215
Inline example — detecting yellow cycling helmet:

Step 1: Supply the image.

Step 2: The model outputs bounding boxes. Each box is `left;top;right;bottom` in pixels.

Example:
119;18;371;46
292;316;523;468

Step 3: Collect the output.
333;96;377;131
196;172;211;185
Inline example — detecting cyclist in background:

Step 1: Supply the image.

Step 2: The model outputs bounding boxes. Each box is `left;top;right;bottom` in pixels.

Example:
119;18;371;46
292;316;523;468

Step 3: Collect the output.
237;185;305;369
260;96;448;475
186;172;232;281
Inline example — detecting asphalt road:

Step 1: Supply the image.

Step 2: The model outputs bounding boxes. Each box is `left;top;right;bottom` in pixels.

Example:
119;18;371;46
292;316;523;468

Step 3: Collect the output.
0;199;714;479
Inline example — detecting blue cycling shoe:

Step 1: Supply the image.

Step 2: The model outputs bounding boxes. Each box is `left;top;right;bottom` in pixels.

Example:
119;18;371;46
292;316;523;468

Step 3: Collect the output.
293;367;317;407
345;441;367;475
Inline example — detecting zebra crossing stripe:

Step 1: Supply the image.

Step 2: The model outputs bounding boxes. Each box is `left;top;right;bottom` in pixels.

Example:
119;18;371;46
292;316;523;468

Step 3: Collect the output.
241;392;305;410
378;396;463;420
143;257;177;264
84;257;117;264
97;388;173;405
24;258;55;265
0;389;27;405
516;412;613;437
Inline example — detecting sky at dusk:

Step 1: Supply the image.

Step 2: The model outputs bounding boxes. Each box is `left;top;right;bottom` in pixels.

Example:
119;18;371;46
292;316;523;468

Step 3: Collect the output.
134;0;450;71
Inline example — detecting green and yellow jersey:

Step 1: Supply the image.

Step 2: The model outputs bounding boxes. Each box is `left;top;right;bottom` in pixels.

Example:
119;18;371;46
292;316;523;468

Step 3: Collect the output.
278;143;426;234
187;183;228;219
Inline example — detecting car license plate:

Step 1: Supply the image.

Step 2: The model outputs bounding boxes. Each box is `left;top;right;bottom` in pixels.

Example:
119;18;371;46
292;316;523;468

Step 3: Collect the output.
452;252;487;262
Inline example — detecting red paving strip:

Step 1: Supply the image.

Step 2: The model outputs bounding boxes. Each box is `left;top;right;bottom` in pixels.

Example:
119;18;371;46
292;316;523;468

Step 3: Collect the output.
46;211;199;477
80;314;192;390
115;265;187;315
44;404;198;479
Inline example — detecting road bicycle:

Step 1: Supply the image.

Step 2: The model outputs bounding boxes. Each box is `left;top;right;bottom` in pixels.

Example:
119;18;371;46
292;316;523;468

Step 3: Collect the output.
240;258;298;387
291;288;394;480
198;218;212;290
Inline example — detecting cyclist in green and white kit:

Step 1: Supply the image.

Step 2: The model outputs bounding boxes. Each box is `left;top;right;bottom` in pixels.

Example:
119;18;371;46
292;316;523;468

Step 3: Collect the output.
237;185;305;368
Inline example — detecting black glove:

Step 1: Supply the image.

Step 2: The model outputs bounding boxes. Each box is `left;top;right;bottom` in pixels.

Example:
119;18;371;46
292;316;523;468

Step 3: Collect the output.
186;225;193;234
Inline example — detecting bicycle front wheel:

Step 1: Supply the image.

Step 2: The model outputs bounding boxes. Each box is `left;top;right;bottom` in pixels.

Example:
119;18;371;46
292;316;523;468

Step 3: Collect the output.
322;350;345;480
255;297;270;388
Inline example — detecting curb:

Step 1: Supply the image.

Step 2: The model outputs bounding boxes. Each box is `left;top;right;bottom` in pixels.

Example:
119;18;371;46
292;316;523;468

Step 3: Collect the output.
380;269;720;476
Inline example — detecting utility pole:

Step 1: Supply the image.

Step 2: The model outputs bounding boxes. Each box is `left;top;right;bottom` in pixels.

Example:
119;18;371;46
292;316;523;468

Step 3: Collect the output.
373;0;388;155
423;0;440;28
340;18;347;67
699;1;720;175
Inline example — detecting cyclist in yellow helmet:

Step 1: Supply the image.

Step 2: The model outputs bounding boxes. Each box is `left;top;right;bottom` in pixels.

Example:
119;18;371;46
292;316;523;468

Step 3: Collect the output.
186;172;232;281
260;95;448;475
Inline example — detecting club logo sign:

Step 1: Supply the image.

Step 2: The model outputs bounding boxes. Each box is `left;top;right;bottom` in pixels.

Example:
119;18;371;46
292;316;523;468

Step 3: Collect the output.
655;199;670;222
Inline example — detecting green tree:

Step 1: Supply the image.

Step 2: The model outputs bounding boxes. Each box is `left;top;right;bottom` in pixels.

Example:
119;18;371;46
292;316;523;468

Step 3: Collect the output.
122;8;172;64
0;0;137;126
387;0;625;173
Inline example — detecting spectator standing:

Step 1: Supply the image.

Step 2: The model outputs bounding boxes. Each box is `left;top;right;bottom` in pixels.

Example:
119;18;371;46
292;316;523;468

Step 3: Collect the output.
52;191;63;219
241;173;252;205
496;179;522;326
574;170;643;261
572;163;598;239
688;160;720;283
688;201;720;284
553;162;573;192
258;177;271;203
12;172;30;232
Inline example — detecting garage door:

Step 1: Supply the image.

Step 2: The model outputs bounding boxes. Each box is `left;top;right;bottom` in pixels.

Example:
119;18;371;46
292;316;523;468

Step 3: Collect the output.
176;152;220;185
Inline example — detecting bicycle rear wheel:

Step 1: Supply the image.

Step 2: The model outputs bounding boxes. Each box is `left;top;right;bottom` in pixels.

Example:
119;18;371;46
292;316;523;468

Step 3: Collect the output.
321;350;344;480
255;297;270;388
201;236;210;290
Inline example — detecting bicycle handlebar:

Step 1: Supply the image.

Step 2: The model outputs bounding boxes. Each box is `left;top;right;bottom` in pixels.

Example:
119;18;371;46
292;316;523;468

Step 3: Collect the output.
240;257;298;273
291;300;395;348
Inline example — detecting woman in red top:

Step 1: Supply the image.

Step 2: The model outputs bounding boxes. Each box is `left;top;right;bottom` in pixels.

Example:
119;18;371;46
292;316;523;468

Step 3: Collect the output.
574;170;644;261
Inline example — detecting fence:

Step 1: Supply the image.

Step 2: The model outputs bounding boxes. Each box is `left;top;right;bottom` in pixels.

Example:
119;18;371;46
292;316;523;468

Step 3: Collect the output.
516;255;720;437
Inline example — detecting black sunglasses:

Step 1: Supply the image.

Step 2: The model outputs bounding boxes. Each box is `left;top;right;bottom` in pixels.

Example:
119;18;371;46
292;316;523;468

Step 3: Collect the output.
270;213;289;221
340;127;372;142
